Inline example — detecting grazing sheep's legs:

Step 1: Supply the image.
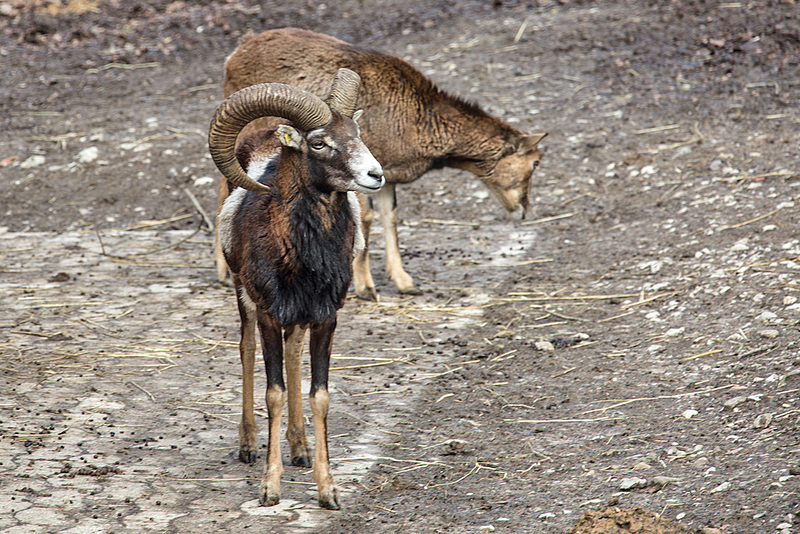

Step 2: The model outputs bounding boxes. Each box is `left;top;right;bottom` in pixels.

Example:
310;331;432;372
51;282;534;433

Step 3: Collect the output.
258;312;286;507
235;282;258;464
284;325;311;467
309;320;340;510
353;192;377;301
215;177;232;283
376;184;420;295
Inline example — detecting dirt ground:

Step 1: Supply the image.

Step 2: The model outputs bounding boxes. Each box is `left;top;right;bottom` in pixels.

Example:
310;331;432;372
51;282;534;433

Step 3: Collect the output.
1;1;799;533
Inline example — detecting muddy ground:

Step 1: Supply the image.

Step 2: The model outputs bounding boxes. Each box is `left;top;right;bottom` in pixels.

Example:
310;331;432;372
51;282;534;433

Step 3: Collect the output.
1;1;799;533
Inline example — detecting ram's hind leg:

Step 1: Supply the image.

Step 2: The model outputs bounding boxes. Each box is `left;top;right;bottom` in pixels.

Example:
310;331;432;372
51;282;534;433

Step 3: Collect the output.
235;281;258;464
284;325;311;467
309;319;340;510
258;312;286;506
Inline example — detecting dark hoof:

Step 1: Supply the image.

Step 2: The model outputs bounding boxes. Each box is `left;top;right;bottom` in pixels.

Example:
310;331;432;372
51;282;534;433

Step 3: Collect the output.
355;287;378;301
259;491;280;507
318;487;341;510
239;448;257;464
398;286;423;296
291;455;311;468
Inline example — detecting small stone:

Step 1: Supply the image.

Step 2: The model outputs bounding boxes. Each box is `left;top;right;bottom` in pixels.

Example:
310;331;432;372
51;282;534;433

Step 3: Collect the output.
539;512;556;520
641;165;657;175
753;413;773;429
759;329;779;339
651;476;680;488
20;155;45;168
447;439;467;452
777;522;792;530
478;526;495;532
534;340;555;351
755;311;778;322
620;477;648;490
784;296;798;306
693;457;710;469
682;409;699;419
709;481;731;493
723;396;748;410
193;176;215;187
789;466;800;476
77;146;99;163
633;461;651;470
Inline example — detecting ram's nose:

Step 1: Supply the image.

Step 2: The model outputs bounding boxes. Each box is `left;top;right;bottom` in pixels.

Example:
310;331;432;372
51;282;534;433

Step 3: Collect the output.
369;168;385;186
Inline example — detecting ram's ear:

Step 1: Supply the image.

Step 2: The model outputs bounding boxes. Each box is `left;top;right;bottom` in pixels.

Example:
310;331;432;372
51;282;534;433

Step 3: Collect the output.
517;132;548;155
352;109;364;123
276;124;304;150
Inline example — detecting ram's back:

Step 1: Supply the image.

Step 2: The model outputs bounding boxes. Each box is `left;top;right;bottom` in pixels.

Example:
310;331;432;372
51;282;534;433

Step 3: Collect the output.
223;28;458;182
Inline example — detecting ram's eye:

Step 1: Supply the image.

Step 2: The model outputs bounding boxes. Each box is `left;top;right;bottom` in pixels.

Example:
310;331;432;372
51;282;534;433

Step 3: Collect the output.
310;140;326;150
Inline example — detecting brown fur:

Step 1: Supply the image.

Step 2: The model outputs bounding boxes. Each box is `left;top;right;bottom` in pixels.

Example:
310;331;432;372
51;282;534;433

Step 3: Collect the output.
216;27;547;298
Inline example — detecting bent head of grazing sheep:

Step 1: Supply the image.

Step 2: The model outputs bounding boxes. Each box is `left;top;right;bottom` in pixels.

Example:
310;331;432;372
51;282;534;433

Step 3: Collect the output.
208;68;383;510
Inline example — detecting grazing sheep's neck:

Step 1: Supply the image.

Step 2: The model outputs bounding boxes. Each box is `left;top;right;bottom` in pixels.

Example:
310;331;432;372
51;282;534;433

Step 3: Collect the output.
441;111;519;170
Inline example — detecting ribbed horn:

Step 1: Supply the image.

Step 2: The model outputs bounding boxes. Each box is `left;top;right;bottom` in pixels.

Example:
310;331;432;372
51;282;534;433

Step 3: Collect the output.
325;68;361;118
208;83;333;193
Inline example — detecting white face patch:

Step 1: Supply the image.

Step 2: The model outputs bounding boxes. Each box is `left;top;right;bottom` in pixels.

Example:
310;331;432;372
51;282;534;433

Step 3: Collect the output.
218;152;278;256
347;139;384;193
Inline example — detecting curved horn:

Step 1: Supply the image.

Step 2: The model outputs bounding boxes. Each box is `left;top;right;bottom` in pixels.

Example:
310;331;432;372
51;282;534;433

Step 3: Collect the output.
325;68;362;118
208;83;333;193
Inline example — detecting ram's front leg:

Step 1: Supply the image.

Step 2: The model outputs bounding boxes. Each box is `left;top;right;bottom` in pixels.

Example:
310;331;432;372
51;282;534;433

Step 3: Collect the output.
258;312;286;506
284;325;311;467
309;319;340;510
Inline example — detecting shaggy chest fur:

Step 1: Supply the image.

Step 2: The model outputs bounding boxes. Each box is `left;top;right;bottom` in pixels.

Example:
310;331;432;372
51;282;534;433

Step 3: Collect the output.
222;171;357;328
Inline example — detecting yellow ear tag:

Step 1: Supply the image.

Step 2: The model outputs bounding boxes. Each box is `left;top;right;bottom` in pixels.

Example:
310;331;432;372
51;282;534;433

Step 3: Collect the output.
283;133;292;145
